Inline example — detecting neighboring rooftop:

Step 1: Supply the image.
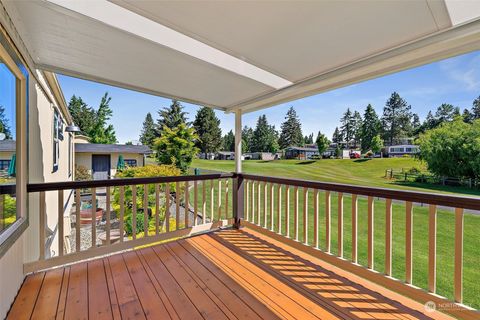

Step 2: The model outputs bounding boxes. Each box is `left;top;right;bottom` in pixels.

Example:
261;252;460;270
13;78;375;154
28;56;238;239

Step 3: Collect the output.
75;143;152;154
0;140;15;152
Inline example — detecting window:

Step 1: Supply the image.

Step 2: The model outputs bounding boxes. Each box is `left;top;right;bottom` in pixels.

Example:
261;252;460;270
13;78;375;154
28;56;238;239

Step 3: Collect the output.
53;108;62;171
125;159;137;167
68;133;72;177
0;160;11;171
0;38;28;252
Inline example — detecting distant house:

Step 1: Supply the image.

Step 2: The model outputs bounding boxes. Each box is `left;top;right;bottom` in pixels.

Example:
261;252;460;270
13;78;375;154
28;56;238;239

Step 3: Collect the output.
243;152;278;161
215;151;235;160
284;146;319;160
75;142;152;179
387;145;419;157
0;140;15;173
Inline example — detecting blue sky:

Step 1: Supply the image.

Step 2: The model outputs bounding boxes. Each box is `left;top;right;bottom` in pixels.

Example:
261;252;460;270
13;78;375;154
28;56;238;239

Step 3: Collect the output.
57;51;480;144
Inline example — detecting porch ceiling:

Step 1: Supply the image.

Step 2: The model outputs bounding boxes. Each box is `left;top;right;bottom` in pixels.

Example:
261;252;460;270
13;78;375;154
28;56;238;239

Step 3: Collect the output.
4;0;480;112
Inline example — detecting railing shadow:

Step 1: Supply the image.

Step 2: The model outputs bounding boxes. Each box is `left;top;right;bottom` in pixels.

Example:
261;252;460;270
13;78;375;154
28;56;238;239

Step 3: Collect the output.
211;230;432;320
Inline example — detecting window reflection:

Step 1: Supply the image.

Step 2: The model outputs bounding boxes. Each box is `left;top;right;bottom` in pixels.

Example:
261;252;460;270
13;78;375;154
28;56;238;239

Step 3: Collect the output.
0;59;17;233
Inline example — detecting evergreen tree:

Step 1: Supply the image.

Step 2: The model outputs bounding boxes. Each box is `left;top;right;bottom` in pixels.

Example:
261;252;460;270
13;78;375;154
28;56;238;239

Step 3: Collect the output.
0;106;12;139
139;112;156;148
411;113;421;135
303;133;314;145
222;130;235;152
463;108;473;123
435;103;459;123
156;100;188;135
252;115;279;153
154;124;198;173
192;107;222;156
340;108;354;147
69;93;117;143
242;126;254;152
360;104;381;152
278;107;303;149
472;95;480;120
89;93;117;144
381;92;412;145
315;131;329;158
352;111;363;148
68;95;95;136
332;127;342;144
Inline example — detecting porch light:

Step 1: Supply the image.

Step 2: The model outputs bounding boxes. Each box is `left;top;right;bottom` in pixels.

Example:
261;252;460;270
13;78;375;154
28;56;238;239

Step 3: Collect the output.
65;124;81;133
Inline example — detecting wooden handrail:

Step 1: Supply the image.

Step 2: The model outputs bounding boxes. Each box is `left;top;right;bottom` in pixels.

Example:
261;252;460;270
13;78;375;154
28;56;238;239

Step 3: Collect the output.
27;173;235;192
241;173;480;210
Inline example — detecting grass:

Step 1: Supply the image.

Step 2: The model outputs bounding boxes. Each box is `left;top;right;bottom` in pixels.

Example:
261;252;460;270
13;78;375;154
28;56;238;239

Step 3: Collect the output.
191;157;480;196
190;158;480;309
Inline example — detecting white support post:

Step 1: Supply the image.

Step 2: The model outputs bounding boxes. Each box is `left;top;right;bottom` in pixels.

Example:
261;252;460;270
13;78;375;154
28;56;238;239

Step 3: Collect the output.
234;110;242;173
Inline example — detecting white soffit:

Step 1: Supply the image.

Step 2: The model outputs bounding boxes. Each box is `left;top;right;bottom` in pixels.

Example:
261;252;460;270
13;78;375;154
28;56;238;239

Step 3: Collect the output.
6;0;480;113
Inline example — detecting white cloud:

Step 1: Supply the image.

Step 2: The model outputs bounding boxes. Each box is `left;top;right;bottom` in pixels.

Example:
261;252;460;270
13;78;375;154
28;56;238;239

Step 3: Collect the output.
439;54;480;91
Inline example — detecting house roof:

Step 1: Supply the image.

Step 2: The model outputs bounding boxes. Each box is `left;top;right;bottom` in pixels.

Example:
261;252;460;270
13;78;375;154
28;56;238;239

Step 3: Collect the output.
4;1;480;114
0;140;16;152
75;143;152;154
286;147;319;152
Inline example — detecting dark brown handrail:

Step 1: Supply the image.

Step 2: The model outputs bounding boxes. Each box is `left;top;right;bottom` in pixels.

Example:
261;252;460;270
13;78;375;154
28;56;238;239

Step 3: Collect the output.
27;173;235;193
241;173;480;210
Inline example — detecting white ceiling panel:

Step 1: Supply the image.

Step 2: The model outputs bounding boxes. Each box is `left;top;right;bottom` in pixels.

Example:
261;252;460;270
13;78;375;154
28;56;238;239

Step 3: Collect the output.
110;0;449;82
5;0;480;113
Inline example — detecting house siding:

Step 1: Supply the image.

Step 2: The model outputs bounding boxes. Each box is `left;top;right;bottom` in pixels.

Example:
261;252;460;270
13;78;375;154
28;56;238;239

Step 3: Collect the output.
76;152;145;178
0;8;74;317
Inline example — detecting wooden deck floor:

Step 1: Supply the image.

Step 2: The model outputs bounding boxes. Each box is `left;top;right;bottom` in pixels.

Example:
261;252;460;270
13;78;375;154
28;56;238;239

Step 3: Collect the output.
8;229;443;320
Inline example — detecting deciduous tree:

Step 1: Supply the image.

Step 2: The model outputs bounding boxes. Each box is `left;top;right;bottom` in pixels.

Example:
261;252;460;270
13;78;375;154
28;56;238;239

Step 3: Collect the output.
315;131;329;158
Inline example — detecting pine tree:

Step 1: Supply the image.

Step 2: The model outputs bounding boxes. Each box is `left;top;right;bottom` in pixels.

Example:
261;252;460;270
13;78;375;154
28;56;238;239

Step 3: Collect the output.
352;111;363;148
340;108;354;147
278;107;303;149
156;100;188;136
381;92;412;145
139;113;156;148
89;93;117;144
463;108;473;123
68;95;95;136
471;96;480;120
332;127;342;144
304;133;314;145
242;126;254;152
411;113;421;135
192;107;222;157
222;130;235;152
68;93;116;143
0;105;12;139
435;103;459;123
252;115;279;153
360;104;381;152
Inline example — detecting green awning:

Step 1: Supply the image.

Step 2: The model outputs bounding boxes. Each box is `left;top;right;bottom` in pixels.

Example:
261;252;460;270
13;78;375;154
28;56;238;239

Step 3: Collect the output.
7;153;15;177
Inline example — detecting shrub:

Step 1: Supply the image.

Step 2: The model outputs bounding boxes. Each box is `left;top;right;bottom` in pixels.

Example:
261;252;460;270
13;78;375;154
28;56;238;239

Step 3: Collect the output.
124;212;155;236
113;164;181;236
75;165;91;181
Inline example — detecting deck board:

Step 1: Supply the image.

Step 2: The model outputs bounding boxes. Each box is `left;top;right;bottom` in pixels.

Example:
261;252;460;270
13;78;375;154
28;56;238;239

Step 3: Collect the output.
8;229;441;320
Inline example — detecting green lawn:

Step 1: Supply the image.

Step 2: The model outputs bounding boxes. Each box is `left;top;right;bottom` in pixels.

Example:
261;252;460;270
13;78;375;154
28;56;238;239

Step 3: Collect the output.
190;158;480;309
192;158;480;196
